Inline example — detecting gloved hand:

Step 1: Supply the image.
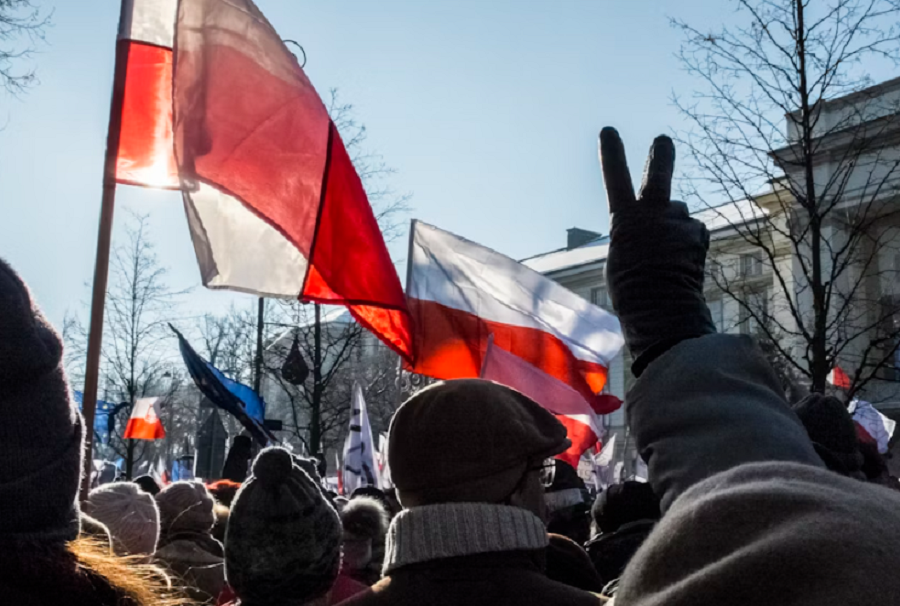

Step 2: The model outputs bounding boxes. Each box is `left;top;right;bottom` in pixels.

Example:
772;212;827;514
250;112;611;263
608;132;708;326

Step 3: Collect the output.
600;127;715;376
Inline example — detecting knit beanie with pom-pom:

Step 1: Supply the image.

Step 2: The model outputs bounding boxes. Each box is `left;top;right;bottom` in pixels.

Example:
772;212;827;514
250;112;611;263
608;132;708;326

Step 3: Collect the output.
155;480;215;537
84;482;160;556
226;447;343;606
0;258;84;544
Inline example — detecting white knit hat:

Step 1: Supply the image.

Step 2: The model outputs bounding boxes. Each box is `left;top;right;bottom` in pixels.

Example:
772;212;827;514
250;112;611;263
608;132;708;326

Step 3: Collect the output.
84;482;160;556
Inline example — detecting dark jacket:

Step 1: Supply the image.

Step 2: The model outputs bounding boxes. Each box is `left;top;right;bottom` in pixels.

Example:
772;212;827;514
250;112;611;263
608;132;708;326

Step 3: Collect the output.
336;550;602;606
616;334;900;605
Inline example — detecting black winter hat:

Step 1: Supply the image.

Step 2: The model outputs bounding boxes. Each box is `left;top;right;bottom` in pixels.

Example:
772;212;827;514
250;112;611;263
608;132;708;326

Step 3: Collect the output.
792;393;863;475
0;258;84;544
226;447;342;606
592;481;660;534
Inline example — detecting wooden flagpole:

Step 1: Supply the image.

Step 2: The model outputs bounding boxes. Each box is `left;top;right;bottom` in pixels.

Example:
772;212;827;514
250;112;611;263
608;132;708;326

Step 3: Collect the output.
80;0;130;501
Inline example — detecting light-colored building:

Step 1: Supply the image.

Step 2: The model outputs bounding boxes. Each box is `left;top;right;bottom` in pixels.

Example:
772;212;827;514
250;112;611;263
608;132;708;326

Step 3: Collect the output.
524;77;900;475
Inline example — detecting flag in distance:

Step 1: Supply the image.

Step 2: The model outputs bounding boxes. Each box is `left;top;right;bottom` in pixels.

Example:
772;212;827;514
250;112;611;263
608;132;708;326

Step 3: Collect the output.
852;399;896;454
480;339;605;468
171;325;276;446
123;397;166;440
828;366;852;389
109;0;413;363
407;221;624;408
342;383;380;494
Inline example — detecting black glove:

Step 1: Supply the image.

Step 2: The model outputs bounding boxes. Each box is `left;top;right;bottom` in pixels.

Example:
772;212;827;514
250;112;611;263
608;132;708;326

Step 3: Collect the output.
600;127;715;377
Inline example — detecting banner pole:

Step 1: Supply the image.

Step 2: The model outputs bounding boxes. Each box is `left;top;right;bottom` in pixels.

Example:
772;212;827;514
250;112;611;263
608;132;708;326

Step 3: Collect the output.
80;0;129;501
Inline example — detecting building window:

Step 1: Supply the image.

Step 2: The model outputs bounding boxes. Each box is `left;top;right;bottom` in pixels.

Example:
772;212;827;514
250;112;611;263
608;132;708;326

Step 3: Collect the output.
590;286;608;308
740;251;764;277
707;297;725;333
739;289;768;335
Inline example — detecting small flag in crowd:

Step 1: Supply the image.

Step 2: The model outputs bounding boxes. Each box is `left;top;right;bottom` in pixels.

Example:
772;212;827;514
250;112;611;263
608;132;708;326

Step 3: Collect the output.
334;450;344;496
406;221;624;410
111;0;412;362
342;383;380;493
481;338;604;468
172;325;275;445
852;399;897;454
591;433;618;491
123;397;166;440
828;366;852;389
74;391;119;445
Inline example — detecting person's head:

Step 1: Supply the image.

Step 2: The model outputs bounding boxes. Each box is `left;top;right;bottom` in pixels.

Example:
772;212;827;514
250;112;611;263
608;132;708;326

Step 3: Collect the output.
206;479;241;507
544;461;591;545
0;258;84;545
792;393;863;476
155;480;215;537
340;496;390;571
226;447;342;606
84;481;160;556
592;481;660;535
133;474;162;496
389;379;570;519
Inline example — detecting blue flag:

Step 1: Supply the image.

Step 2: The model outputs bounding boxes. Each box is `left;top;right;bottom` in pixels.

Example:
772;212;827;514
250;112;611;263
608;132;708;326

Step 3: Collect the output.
171;325;274;445
73;391;126;445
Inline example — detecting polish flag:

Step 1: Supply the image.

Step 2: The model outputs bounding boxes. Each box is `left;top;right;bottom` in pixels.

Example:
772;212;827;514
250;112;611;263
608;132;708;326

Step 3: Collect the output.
114;0;179;189
828;366;852;389
109;0;413;361
851;399;896;454
123;397;166;440
481;338;605;468
407;221;624;410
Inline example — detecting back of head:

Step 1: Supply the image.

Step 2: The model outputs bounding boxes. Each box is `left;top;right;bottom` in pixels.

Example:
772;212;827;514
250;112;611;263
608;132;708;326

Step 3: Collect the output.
592;481;660;535
341;496;389;541
134;475;162;496
544;461;591;545
389;379;570;506
85;482;160;556
226;447;342;606
207;479;241;507
0;259;84;545
155;480;215;538
792;393;863;476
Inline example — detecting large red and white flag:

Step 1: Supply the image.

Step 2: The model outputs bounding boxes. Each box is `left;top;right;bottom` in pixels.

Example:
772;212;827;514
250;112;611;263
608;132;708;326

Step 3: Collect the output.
407;221;624;409
114;0;179;188
481;339;604;468
109;0;413;361
123;397;166;440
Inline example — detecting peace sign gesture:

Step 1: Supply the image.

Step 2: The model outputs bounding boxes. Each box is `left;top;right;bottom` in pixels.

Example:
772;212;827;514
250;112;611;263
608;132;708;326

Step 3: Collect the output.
599;128;716;377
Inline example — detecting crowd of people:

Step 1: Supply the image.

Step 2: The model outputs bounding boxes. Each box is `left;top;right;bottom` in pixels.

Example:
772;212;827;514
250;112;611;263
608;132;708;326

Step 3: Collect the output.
5;131;900;605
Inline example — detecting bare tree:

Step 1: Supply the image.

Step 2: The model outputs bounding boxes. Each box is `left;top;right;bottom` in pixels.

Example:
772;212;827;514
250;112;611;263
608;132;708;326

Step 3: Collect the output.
66;213;186;477
327;88;412;243
674;0;900;397
1;0;50;95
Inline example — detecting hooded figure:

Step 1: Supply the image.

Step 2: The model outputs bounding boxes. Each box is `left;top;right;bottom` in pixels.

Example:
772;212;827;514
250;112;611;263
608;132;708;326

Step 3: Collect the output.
338;379;603;606
155;480;225;602
340;496;390;586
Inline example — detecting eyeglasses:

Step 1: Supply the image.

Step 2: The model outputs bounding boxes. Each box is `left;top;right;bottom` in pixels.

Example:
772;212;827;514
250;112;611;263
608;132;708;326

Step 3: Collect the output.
538;458;556;488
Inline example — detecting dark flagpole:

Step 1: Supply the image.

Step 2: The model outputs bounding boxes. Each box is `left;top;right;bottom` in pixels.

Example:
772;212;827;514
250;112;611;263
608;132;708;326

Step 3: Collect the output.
80;0;130;501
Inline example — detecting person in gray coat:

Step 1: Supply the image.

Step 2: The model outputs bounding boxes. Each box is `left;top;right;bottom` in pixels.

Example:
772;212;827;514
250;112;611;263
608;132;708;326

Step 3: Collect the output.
599;128;900;606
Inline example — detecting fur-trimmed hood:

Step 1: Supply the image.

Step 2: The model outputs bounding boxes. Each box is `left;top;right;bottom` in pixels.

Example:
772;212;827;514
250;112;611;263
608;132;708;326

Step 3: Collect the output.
340;497;389;541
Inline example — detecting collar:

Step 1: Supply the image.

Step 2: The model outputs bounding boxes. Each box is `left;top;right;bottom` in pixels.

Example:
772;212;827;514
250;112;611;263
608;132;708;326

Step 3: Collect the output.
383;502;548;575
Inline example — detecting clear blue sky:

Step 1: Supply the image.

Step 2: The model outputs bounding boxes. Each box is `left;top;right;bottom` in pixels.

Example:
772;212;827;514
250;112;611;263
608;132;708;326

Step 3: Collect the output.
0;0;738;330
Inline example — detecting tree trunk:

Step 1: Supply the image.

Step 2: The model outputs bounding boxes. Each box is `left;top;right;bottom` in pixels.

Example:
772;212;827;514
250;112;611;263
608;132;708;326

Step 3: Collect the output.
795;1;828;393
